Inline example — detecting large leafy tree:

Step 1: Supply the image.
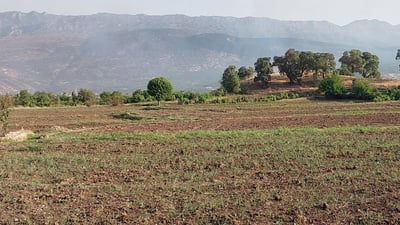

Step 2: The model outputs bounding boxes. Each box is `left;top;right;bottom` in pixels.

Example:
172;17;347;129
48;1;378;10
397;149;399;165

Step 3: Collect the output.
32;92;53;107
77;88;97;106
312;53;336;79
221;65;241;94
361;52;380;78
275;49;336;84
16;90;33;107
254;57;273;87
339;49;380;78
238;66;254;80
298;51;315;76
339;49;364;75
274;49;303;84
147;77;173;105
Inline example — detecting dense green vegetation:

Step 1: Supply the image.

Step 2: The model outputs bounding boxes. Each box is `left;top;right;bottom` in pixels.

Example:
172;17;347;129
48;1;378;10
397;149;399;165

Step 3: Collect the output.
318;76;400;101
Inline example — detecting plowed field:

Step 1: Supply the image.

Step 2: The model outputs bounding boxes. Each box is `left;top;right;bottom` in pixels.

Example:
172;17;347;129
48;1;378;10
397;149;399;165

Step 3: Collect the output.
0;99;399;224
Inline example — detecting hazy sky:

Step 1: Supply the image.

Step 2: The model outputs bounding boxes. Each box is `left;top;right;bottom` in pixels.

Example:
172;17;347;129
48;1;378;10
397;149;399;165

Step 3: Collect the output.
1;0;399;26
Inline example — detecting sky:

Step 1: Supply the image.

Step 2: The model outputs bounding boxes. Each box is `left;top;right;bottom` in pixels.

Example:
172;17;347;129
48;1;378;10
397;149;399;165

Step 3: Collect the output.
1;0;399;26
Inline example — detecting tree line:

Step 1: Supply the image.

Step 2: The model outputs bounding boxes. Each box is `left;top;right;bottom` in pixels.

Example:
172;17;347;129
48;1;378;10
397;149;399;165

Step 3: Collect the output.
0;77;211;108
221;48;381;93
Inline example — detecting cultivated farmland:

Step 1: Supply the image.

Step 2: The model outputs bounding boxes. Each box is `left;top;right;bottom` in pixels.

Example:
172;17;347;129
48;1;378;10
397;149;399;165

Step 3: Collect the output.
0;99;399;224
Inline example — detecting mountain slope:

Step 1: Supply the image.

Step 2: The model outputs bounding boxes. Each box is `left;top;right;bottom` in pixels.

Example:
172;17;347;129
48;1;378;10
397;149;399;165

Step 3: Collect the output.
0;12;399;93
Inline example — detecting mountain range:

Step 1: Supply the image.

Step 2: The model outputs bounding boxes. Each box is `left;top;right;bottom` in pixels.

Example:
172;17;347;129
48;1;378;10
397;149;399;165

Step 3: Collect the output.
0;11;399;93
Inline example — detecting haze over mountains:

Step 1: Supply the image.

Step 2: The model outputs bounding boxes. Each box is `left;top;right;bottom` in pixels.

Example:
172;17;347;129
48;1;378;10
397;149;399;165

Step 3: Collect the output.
0;11;399;93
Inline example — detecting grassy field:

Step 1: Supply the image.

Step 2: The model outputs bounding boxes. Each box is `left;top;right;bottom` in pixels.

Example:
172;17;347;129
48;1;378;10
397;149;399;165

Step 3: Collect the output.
0;99;399;224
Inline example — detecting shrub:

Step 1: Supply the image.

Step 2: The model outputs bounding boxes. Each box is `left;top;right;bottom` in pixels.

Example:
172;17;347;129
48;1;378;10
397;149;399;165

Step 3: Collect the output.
194;94;209;104
132;89;151;103
178;98;191;105
211;88;226;97
351;79;376;100
386;86;400;100
373;94;392;102
318;74;346;98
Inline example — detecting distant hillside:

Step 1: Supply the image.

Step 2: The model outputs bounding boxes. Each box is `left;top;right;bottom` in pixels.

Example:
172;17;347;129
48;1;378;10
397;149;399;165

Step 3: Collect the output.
0;12;399;93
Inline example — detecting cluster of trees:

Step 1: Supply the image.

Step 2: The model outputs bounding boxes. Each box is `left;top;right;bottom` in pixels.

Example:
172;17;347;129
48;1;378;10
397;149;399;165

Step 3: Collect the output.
221;48;381;93
274;50;336;84
3;77;182;108
11;89;127;107
339;49;380;78
0;76;215;108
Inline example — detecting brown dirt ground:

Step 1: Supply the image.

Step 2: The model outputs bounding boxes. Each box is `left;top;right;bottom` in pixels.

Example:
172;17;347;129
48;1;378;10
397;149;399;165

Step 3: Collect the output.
1;79;400;224
7;100;400;134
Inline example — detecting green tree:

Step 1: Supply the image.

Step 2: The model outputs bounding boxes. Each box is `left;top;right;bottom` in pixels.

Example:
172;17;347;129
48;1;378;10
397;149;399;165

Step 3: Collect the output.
221;65;241;93
16;90;33;107
147;77;173;105
339;50;380;78
254;57;273;87
32;92;53;107
313;53;336;79
99;91;112;105
298;51;315;76
361;52;380;78
110;91;124;106
238;66;254;80
339;49;364;75
318;74;346;98
59;93;74;106
77;89;97;106
274;49;303;84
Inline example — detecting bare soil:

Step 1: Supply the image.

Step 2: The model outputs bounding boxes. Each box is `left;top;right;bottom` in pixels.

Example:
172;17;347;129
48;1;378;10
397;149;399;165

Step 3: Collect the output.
8;100;400;134
1;97;399;224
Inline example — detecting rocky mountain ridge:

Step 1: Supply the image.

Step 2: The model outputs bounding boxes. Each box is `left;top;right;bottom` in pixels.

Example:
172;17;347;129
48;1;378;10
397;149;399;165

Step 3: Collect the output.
0;12;399;93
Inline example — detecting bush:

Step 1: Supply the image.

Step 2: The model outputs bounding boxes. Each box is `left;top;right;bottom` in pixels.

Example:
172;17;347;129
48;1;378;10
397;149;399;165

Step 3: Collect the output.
386;86;400;100
373;94;392;102
178;98;191;105
318;74;346;98
211;88;226;97
132;89;151;103
194;94;209;104
351;79;376;100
